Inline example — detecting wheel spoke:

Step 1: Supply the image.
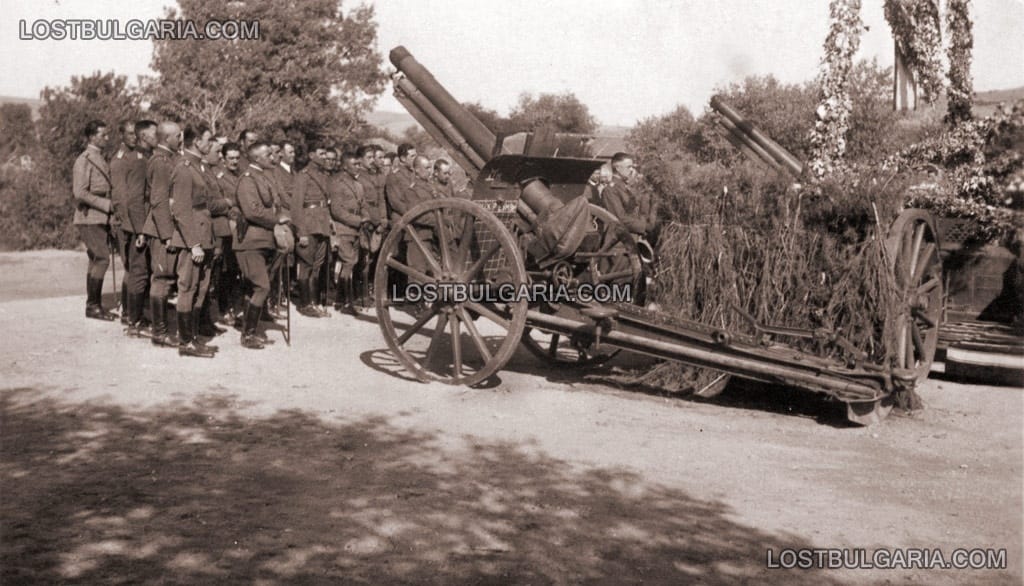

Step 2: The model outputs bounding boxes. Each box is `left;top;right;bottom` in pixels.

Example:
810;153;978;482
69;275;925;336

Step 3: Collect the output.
424;312;449;368
917;275;941;295
911;242;936;285
434;209;453;272
454;213;474;270
897;318;908;368
461;240;502;282
405;224;444;275
385;257;434;286
457;306;493;363
910;320;925;358
905;325;915;368
396;304;440;345
450;313;463;377
908;223;925;284
464;300;509;329
912;307;937;329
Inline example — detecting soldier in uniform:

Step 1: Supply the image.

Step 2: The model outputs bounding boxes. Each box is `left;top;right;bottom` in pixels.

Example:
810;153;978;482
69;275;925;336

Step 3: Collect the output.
72;120;117;321
602;152;652;239
165;126;219;358
111;120;156;335
292;143;334;318
384;143;417;225
431;159;468;199
354;145;388;305
388;155;442;281
109;120;138;321
196;135;234;338
330;151;372;316
141;121;182;347
212;142;245;326
234;142;289;349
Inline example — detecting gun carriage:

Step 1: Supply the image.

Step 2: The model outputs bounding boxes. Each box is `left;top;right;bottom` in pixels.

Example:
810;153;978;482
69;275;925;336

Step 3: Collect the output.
375;46;944;425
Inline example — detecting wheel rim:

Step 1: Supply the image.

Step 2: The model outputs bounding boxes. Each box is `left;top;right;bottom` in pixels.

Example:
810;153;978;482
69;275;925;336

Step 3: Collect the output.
885;209;943;382
374;198;528;386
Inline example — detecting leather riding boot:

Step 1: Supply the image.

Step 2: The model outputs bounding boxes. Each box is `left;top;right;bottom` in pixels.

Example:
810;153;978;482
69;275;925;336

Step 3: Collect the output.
178;311;215;358
85;277;116;321
198;299;227;336
241;302;265;349
150;297;176;347
193;311;220;352
339;277;358;316
296;277;319;317
120;282;129;324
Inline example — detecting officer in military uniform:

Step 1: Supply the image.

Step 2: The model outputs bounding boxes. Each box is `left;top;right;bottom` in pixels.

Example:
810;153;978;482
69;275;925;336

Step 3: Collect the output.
72;120;117;321
111;120;155;335
355;145;388;305
384;143;417;226
383;154;443;288
212;142;245;326
165;126;218;358
602;152;652;238
141;121;182;347
195;134;234;339
234;142;289;349
292;144;334;317
330;151;372;315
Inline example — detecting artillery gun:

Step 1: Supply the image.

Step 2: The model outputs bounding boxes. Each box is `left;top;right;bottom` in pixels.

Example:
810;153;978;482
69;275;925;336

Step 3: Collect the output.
375;46;944;425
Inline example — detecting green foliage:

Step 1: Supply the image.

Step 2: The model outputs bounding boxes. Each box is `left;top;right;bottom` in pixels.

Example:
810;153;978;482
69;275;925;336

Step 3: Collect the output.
809;0;864;177
507;92;597;135
463;102;515;135
37;72;138;184
884;0;944;103
0;104;37;162
148;0;386;148
945;0;974;125
0;167;80;250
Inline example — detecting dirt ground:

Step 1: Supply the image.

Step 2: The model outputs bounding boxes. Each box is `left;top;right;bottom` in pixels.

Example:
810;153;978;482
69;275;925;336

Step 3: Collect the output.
1;249;1021;585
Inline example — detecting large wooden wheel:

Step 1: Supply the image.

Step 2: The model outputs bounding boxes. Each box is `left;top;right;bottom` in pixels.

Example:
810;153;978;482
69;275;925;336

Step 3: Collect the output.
885;208;944;382
519;205;634;367
847;209;943;426
374;198;529;386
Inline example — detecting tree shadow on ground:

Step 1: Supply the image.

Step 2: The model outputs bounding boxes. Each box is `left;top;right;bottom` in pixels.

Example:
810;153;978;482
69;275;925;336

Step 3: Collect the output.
1;387;845;585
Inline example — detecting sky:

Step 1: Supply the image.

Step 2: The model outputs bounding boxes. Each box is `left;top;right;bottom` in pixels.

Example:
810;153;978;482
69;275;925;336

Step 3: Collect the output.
2;0;1022;127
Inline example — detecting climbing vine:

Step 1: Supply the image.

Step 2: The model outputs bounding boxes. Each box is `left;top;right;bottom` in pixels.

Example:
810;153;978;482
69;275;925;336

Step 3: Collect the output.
884;0;944;103
809;0;864;178
945;0;974;124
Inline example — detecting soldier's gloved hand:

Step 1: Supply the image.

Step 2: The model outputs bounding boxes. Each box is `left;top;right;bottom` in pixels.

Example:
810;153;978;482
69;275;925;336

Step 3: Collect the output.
134;234;147;249
190;245;205;264
299;236;309;247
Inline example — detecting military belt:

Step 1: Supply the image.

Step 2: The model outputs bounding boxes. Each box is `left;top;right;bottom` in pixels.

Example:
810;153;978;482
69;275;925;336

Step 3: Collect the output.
303;201;327;209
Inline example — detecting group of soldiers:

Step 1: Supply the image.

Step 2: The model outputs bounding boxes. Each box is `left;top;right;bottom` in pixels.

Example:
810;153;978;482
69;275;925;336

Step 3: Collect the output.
71;118;465;356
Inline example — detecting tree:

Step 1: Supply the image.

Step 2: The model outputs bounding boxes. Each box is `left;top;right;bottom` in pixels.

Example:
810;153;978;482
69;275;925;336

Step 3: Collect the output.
463;101;513;135
36;72;138;182
507;92;597;134
148;0;387;147
0;104;37;162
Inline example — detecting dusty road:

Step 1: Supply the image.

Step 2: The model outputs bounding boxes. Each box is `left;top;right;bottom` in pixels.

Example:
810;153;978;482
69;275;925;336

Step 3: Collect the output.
1;250;1021;584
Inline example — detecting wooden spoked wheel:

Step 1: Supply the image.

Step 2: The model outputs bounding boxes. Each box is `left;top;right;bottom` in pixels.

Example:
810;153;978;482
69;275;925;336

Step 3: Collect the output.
519;205;634;367
374;198;529;386
885;209;944;382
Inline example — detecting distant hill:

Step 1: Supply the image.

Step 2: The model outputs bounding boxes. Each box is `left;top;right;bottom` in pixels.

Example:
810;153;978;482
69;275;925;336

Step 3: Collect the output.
364;110;419;137
0;96;42;119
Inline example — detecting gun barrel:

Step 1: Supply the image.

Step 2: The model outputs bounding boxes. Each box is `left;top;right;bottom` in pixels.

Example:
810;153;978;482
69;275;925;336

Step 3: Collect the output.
716;116;785;173
390;46;497;164
392;76;484;174
710;95;804;177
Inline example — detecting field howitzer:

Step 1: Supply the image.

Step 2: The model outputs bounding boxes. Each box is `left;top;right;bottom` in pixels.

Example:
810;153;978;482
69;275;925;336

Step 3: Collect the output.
373;46;944;425
709;95;805;179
